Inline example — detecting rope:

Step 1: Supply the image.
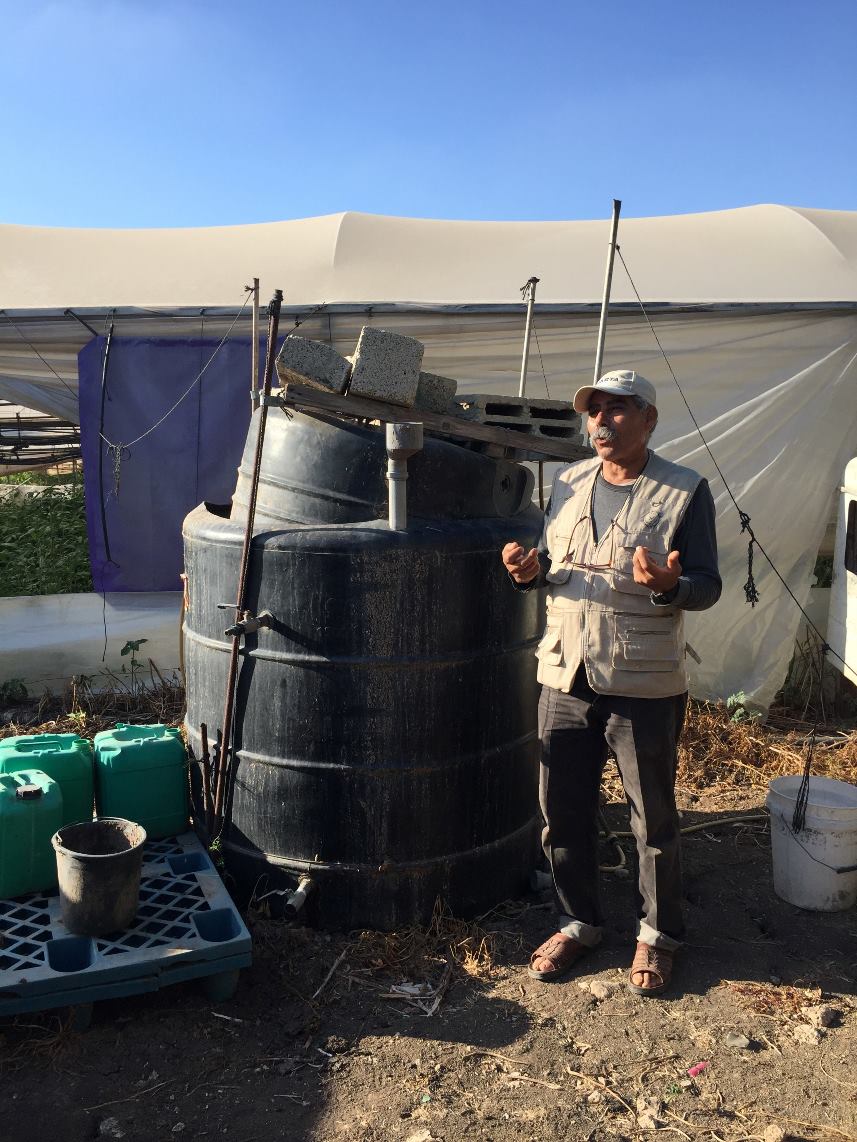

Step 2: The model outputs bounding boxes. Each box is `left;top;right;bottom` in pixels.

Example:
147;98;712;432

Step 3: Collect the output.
99;290;252;454
615;245;856;680
791;637;828;833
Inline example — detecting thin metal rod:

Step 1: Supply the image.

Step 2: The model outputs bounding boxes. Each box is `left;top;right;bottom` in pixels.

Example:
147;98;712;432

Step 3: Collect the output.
518;276;539;398
250;278;260;411
213;289;283;829
200;722;212;834
593;200;622;383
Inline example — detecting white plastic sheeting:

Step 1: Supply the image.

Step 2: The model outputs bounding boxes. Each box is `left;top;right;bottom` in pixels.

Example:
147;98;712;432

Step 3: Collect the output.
0;592;182;694
829;458;857;687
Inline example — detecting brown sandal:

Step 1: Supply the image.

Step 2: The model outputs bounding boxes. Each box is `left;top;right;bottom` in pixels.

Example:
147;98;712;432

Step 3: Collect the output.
628;941;673;996
527;934;588;982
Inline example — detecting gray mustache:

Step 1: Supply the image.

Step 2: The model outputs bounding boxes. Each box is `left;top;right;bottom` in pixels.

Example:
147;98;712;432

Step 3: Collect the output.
591;426;618;442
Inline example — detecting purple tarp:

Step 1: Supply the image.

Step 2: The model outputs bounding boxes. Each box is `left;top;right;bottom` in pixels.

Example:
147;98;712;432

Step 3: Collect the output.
79;337;255;592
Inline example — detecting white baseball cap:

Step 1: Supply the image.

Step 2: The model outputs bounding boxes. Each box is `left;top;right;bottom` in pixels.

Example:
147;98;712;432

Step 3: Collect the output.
572;369;657;413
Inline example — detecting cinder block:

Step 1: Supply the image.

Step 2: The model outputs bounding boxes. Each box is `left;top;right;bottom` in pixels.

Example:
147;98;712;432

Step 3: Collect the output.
275;336;351;394
348;327;424;407
452;394;584;441
415;371;457;414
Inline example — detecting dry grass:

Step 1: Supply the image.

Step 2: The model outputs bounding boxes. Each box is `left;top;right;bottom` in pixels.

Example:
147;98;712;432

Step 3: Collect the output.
348;896;498;982
0;669;184;744
722;979;823;1019
677;700;856;793
598;700;856;806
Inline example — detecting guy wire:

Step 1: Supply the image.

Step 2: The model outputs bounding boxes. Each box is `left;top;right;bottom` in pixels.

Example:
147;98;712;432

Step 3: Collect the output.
530;319;551;399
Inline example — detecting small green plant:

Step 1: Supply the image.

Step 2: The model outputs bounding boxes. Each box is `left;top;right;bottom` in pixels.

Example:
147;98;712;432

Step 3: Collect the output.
120;638;149;697
664;1081;683;1101
67;709;88;732
812;553;833;589
726;691;761;723
209;835;225;870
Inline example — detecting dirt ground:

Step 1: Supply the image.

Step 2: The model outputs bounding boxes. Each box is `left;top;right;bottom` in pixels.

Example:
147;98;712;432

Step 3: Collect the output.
1;768;855;1142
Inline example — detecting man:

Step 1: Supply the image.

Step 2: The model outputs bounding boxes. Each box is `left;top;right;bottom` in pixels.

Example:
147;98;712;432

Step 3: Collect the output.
501;369;720;996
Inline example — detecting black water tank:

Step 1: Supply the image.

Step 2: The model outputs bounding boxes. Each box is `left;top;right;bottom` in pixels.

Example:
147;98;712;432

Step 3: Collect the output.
183;409;544;929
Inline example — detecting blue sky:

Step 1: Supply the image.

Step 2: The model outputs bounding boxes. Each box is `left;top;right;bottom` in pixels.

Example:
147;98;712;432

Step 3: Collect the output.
2;0;855;227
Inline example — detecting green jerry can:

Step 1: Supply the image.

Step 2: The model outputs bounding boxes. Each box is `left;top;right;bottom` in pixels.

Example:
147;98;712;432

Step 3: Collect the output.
0;770;63;897
94;724;189;840
0;733;93;827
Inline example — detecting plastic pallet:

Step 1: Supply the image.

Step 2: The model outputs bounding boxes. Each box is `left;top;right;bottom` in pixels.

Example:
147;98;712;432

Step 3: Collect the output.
0;832;251;1018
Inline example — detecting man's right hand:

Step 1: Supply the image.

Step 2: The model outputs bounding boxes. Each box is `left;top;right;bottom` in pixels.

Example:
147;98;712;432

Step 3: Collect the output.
502;541;540;584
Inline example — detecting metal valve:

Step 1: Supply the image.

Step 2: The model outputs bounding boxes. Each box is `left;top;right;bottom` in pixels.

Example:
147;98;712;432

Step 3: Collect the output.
218;606;274;638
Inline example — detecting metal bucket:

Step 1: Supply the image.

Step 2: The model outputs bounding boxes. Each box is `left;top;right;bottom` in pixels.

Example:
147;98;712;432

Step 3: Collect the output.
51;817;147;935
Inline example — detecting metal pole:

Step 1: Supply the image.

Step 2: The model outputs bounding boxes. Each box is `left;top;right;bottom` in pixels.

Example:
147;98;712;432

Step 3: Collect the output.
518;276;539;398
250;278;260;411
593;199;622;384
213;289;283;830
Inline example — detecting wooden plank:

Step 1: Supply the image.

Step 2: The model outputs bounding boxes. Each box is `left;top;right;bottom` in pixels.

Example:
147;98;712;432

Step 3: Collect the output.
271;382;592;463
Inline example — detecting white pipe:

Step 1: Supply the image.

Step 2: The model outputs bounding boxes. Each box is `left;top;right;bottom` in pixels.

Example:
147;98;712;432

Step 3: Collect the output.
593;200;622;384
518;276;539;397
385;422;424;531
388;459;407;530
285;875;314;916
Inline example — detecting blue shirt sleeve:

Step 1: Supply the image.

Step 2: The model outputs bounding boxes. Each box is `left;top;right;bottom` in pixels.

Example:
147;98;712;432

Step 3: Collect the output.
651;478;721;612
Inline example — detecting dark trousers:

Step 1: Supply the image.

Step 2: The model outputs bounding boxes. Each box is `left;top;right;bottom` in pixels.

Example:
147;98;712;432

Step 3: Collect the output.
538;669;688;949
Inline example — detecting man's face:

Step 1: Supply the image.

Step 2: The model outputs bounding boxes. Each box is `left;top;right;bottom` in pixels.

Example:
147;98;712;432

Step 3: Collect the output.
586;392;657;465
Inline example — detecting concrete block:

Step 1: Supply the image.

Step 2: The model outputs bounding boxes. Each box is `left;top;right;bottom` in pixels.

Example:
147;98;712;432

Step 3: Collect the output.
275;336;351;394
452;394;584;442
348;327;424;407
415;371;457;414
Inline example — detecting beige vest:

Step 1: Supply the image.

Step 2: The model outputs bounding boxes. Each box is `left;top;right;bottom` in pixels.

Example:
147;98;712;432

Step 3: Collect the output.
536;452;701;698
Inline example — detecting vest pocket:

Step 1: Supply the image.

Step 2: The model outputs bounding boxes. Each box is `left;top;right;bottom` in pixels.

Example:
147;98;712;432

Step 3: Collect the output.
546;565;572;585
611;532;668;597
535;619;564;666
612;613;679;672
545;532;574;584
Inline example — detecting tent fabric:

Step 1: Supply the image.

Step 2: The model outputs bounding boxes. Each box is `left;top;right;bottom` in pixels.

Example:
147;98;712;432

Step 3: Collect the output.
2;205;857;423
78;337;254;592
3;205;857;311
64;311;857;710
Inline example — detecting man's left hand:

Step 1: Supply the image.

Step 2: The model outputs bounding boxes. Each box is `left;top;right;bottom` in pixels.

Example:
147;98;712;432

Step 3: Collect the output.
633;547;682;593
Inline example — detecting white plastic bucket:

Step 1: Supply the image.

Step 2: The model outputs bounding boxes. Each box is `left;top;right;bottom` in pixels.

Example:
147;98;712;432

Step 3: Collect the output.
766;776;857;911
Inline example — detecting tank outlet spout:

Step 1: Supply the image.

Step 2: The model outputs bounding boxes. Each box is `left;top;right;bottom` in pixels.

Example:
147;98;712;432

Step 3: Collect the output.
285;875;314;916
221;609;274;638
385;422;423;531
